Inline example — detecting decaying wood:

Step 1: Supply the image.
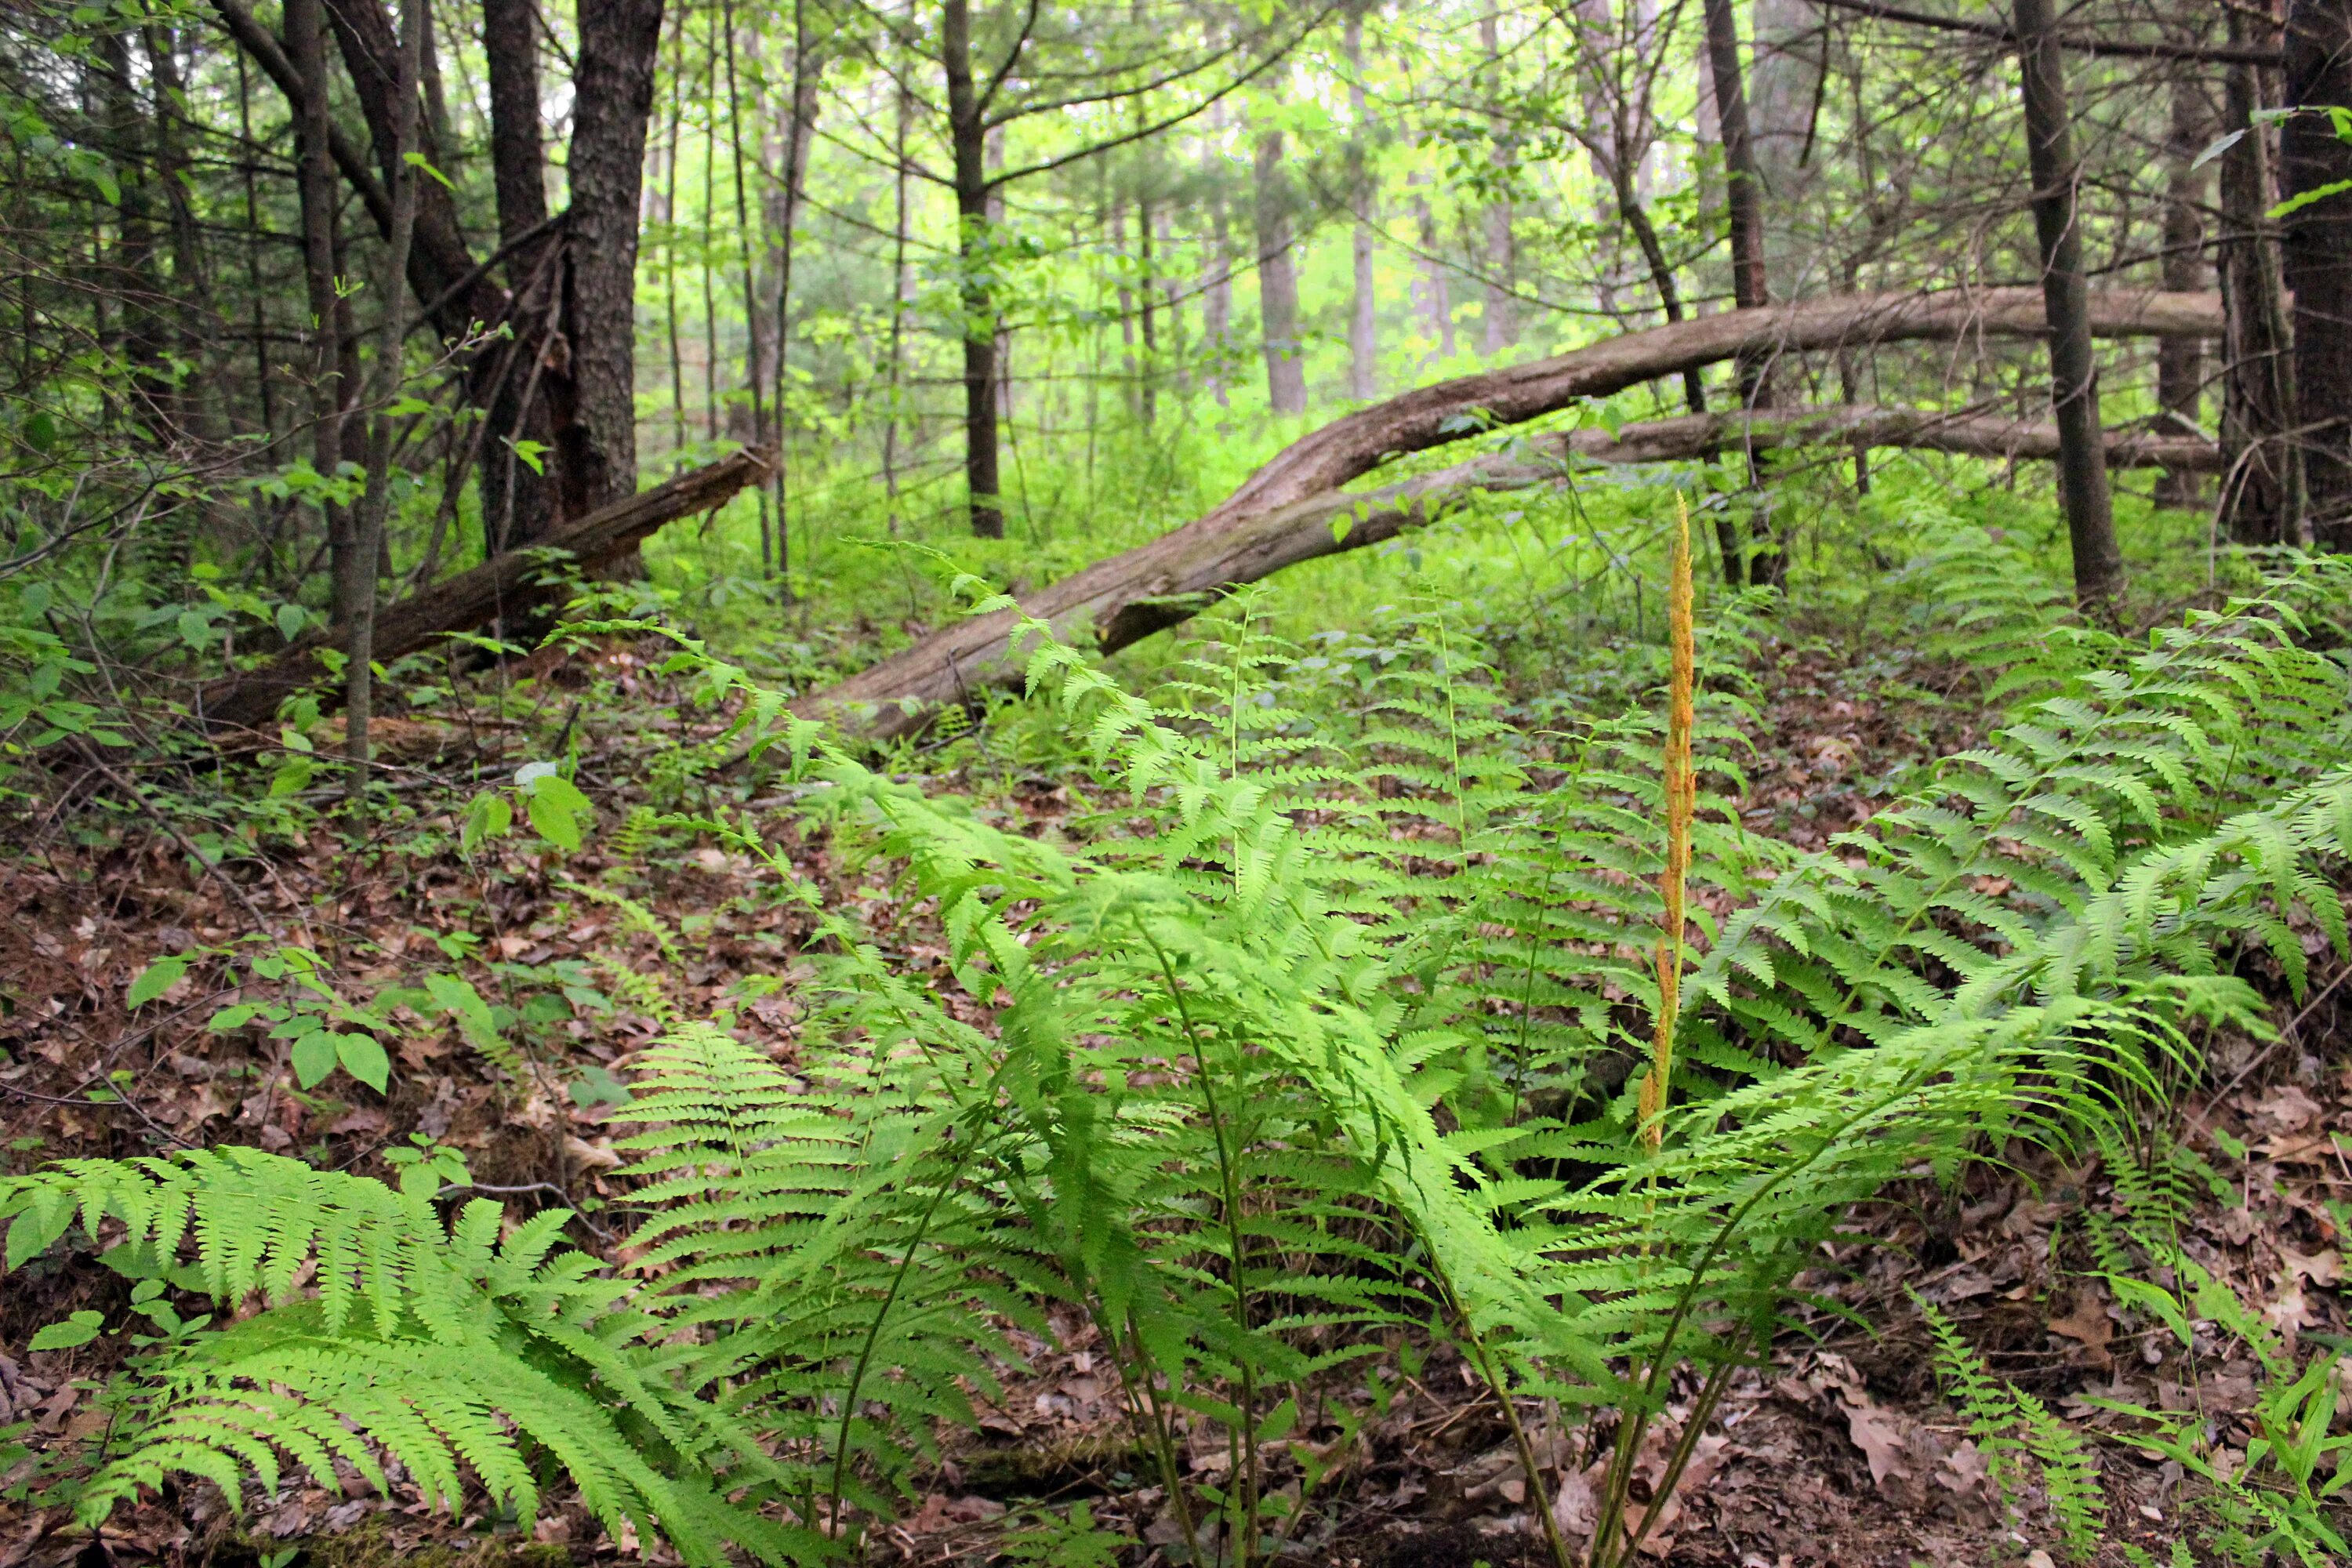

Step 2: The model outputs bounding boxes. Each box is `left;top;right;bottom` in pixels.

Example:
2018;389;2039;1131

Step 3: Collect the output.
198;448;771;733
800;289;2225;739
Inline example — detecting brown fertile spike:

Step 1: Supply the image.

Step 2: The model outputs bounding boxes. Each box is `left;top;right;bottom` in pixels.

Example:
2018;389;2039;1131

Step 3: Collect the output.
1643;496;1697;1154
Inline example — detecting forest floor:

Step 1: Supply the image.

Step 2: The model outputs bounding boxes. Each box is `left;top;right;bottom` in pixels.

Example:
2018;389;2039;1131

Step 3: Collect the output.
2;621;2347;1568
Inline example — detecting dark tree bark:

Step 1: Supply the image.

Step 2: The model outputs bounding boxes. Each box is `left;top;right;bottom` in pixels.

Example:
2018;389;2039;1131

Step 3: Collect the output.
93;28;171;439
343;0;427;802
479;0;560;550
1700;0;1780;585
1700;0;1770;320
317;0;502;339
2281;0;2352;547
2220;9;2299;543
568;0;666;517
481;0;548;248
141;26;214;445
2013;0;2123;606
943;0;1004;536
286;0;356;623
1254;120;1308;415
2157;74;2212;509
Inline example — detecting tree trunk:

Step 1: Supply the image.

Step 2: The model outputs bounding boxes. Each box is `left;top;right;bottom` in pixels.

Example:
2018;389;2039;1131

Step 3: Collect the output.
944;0;1004;535
768;5;822;589
568;0;665;517
93;28;171;440
1254;118;1307;415
2220;10;2298;543
2281;0;2352;547
1205;112;1235;409
1477;13;1515;356
1410;173;1455;361
343;0;426;804
1748;0;1823;296
285;0;355;625
1701;0;1784;586
479;0;559;550
1700;0;1769;318
1346;13;1378;401
2157;74;2212;510
2014;0;2123;606
800;287;2222;740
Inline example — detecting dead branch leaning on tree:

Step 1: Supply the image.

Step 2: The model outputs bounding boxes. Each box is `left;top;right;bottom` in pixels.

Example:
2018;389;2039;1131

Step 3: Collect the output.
196;448;772;735
799;286;2224;742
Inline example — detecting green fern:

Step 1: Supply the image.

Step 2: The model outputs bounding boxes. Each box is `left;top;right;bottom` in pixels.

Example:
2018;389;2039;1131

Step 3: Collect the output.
1918;1297;2105;1561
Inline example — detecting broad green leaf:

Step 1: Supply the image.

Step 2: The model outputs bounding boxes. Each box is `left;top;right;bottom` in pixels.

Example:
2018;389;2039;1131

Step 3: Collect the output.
337;1035;390;1094
525;774;593;851
462;790;512;851
28;1311;104;1352
290;1030;339;1088
126;955;189;1008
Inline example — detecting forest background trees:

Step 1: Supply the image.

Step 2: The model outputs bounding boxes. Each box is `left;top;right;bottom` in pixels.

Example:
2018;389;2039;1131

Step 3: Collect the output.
2;0;2350;737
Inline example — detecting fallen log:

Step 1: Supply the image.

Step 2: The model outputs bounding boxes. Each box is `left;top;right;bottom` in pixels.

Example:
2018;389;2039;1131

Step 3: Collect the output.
801;289;2224;739
1566;404;2224;470
199;447;771;733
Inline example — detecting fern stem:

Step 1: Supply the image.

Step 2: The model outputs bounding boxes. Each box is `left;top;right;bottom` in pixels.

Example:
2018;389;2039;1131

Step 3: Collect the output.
1145;929;1260;1568
824;1115;985;1551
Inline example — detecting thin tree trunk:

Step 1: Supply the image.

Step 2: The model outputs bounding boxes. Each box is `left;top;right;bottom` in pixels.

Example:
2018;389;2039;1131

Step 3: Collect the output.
287;0;354;628
1254;118;1307;416
1701;0;1780;586
1114;201;1138;420
768;0;819;595
884;71;913;528
1478;13;1514;355
2014;0;2123;605
2156;73;2212;510
1139;193;1160;428
1347;13;1378;399
2220;11;2299;543
568;0;666;519
143;25;215;446
700;20;720;444
662;13;688;452
1410;173;1454;362
2281;0;2352;547
720;0;771;572
1205;109;1235;408
345;0;426;805
944;0;1004;535
480;0;558;548
233;51;278;441
1748;0;1824;296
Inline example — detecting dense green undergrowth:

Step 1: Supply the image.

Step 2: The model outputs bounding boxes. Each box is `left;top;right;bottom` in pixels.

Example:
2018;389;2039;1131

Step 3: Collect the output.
7;502;2352;1566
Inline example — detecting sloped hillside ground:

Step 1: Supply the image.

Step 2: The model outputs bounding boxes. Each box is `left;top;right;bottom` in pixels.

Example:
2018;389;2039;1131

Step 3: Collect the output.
1;605;2345;1568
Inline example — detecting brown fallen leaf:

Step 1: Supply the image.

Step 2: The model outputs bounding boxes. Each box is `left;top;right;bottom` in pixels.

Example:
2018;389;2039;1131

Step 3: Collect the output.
2249;1083;2324;1132
2281;1246;2343;1287
1838;1394;1914;1490
2047;1292;2115;1369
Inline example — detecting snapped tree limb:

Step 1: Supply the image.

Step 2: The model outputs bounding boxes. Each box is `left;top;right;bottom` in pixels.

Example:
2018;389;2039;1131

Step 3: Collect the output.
800;288;2225;740
198;448;771;733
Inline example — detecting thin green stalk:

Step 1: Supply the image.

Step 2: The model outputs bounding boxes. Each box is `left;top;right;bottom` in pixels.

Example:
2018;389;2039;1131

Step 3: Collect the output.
1147;929;1258;1568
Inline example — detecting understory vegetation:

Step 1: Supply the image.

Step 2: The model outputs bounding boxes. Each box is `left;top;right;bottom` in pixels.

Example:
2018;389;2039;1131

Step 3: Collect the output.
7;0;2352;1558
8;477;2352;1566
